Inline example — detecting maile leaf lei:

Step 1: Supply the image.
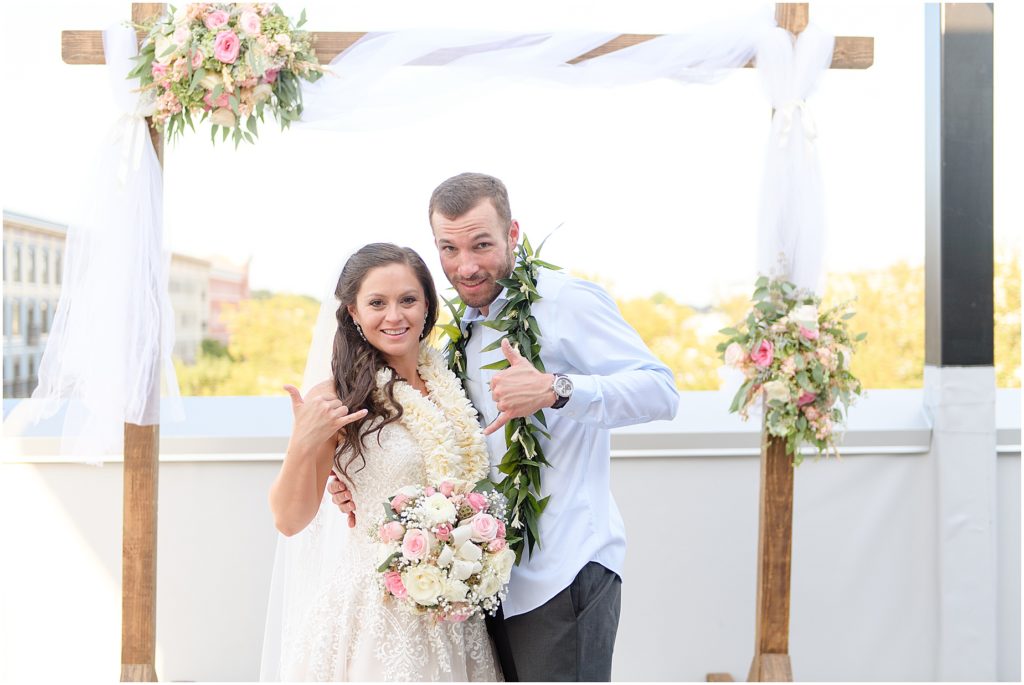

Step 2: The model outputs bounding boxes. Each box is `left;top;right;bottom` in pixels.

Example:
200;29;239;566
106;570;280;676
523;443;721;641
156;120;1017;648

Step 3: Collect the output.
442;234;560;563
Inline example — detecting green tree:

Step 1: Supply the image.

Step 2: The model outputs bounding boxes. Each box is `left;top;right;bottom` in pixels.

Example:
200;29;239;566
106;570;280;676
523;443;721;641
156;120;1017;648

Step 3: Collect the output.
176;293;320;395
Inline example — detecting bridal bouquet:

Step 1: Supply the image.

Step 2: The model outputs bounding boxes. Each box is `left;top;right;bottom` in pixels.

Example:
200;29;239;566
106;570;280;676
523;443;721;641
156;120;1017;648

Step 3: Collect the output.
718;277;865;464
128;3;323;146
374;479;514;622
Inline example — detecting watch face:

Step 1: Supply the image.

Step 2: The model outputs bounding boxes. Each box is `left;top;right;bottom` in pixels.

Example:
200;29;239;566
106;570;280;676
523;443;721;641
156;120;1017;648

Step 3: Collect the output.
554;376;573;397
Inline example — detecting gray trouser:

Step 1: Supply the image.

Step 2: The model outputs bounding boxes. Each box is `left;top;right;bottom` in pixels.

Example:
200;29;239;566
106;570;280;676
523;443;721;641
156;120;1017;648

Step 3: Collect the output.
504;562;622;682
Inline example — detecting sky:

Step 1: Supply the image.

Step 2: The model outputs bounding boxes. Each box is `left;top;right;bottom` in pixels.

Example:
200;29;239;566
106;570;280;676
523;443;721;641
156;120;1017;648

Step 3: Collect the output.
1;1;1020;306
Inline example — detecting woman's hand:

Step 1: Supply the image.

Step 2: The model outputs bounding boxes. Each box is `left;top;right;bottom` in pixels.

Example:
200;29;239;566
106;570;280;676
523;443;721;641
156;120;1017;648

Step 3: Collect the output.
283;380;368;452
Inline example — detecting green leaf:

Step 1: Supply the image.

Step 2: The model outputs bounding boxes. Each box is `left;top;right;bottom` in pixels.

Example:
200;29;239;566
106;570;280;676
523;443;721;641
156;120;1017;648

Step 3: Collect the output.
729;380;752;414
753;287;769;301
210;123;218;144
755;275;769;289
481;359;511;371
246;115;258;137
855;332;868;341
376;551;401;573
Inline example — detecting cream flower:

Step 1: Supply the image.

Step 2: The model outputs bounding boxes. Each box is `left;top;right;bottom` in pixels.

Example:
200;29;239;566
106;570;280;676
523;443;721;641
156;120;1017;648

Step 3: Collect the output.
402;565;443;606
422;492;457;526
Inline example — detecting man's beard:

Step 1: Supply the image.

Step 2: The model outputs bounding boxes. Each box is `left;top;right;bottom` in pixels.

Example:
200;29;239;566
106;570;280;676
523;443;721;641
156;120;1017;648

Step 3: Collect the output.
454;252;514;309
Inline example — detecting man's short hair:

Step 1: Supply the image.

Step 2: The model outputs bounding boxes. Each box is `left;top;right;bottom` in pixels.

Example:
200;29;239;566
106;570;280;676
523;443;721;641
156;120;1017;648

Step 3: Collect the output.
428;172;512;227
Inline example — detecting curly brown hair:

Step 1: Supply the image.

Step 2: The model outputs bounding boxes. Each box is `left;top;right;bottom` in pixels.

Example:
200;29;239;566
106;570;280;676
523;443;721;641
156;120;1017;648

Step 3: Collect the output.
331;243;439;484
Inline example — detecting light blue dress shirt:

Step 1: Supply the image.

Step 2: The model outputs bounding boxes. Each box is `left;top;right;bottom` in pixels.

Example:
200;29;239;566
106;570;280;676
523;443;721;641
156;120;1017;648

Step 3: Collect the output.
460;269;680;617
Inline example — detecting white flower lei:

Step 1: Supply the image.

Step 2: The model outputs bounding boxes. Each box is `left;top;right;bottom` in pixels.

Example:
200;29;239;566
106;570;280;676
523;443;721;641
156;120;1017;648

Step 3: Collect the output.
374;344;490;485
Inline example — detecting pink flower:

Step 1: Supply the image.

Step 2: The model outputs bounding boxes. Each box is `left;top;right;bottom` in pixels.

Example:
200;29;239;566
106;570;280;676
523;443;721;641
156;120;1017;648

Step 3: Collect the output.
803;405;820;421
151;62;168;79
496;520;506;538
173;25;190;46
191;48;204;69
434;523;452;541
424;486;436;497
383;571;407;598
390;493;409;513
466;492;487;513
204;10;229;30
488;538;507;553
239;10;262;35
401;529;431;561
263;68;278;83
203;90;230;109
469;513;499;542
799;325;819;340
797;391;817;407
213;31;240;64
379;521;405;543
439;481;454;498
750;339;774;368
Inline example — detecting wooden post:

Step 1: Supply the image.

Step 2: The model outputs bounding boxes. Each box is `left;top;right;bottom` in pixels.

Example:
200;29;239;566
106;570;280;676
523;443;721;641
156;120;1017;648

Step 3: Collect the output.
120;4;163;682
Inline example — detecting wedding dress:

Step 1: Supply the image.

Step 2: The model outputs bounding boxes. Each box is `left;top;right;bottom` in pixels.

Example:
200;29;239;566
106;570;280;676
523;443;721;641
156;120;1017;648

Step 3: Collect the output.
262;345;501;682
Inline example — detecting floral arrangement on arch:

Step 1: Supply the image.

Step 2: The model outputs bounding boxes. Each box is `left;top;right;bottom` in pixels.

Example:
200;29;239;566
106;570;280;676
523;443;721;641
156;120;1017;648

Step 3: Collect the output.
129;3;323;146
718;277;866;464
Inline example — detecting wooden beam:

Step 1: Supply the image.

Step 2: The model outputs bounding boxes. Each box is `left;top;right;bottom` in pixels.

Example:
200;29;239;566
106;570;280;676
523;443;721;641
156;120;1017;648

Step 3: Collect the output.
119;8;162;684
775;3;810;35
747;434;795;682
62;29;873;69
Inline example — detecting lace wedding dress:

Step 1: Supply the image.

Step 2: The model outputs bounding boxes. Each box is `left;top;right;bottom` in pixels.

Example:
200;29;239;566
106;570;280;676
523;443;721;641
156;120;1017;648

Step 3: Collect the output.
265;347;502;682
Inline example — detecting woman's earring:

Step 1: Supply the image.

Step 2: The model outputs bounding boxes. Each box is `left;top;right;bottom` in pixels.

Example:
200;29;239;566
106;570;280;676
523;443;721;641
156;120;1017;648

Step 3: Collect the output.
354;321;367;342
420;313;430;340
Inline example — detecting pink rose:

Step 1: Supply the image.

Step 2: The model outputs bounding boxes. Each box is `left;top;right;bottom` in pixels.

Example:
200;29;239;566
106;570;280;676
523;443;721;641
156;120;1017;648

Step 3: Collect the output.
379;521;405;543
383;571;407;598
488;538;507;553
469;513;499;542
434;523;452;541
204;9;229;30
151;62;168;79
466;492;487;513
401;529;431;561
797;391;817;406
799;325;819;340
390;493;409;513
239;10;262;35
262;68;278;83
424;486;436;497
213;30;240;64
191;49;204;69
203;90;230;109
173;25;190;46
496;520;506;538
439;481;454;498
750;339;774;368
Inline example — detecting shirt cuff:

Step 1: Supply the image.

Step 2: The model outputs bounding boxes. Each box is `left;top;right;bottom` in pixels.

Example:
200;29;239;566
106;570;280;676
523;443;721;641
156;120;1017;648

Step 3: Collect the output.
559;374;597;419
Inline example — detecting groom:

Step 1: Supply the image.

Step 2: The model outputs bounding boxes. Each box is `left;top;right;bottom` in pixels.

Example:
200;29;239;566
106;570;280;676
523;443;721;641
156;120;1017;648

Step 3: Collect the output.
332;172;679;681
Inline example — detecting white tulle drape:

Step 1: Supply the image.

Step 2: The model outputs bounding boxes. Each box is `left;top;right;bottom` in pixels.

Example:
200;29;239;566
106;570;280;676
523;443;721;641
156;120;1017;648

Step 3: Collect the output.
5;25;182;462
262;12;837;679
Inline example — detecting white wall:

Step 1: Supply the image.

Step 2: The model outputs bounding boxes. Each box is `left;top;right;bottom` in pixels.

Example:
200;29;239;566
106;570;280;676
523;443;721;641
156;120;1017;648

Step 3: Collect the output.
1;391;1019;682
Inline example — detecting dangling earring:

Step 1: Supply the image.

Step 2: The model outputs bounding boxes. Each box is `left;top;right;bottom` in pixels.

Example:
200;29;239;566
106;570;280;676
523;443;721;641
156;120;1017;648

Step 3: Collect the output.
420;312;430;340
354;320;367;342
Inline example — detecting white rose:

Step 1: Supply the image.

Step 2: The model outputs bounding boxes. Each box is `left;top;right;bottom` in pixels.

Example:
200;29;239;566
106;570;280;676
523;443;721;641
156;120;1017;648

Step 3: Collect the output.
442;578;470;603
476;572;501;598
402;565;443;606
487;548;516;583
210;107;236;128
252;83;273;104
199;72;223;91
274;33;292;50
436;545;454;568
449;524;474;548
450;559;476;581
173;5;189;25
724;342;745;368
154;33;176;63
423;492;457;526
791;304;819;329
763;380;790;404
455;540;482;563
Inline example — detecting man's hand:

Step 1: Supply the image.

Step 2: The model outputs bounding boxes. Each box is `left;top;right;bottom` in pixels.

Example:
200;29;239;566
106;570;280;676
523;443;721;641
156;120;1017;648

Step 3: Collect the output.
327;474;357;528
484;338;557;436
283;379;368;452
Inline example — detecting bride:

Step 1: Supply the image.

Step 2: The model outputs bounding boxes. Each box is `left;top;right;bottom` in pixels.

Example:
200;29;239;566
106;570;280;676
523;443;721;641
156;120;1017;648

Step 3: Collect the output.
260;243;501;681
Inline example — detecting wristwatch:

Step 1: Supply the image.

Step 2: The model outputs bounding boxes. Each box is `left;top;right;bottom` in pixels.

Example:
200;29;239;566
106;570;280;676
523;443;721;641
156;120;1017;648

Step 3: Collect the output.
551;373;573;409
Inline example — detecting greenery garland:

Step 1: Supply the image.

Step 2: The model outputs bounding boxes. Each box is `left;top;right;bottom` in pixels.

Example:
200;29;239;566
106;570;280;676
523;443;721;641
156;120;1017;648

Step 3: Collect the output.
441;234;560;563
